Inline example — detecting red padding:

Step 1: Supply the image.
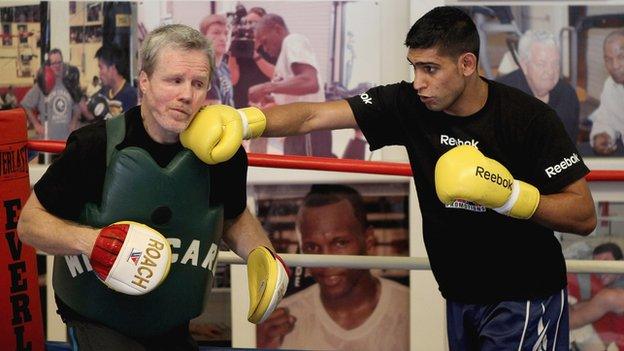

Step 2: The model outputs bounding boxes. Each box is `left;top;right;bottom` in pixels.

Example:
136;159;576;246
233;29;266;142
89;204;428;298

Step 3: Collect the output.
27;140;624;181
0;109;44;351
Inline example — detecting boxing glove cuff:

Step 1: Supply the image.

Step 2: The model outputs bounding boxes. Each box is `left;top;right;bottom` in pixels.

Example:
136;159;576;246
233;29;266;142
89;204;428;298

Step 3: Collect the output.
494;180;540;219
238;107;266;140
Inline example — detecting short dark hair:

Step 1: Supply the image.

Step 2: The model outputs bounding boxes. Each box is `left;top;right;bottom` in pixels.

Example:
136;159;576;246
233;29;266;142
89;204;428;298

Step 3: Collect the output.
300;184;368;230
257;13;288;33
48;48;63;61
95;44;129;80
593;242;624;260
249;7;266;17
404;6;479;60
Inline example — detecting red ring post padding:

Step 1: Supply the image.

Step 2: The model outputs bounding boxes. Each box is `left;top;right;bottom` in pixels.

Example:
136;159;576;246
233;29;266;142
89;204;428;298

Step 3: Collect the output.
1;109;44;350
27;140;624;181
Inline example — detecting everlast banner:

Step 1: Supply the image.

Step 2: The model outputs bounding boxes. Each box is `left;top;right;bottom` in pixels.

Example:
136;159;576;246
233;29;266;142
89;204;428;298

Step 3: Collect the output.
0;109;44;351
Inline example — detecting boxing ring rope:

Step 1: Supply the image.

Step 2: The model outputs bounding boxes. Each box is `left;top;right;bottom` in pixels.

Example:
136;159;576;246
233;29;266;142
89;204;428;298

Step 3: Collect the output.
25;140;624;180
27;140;624;273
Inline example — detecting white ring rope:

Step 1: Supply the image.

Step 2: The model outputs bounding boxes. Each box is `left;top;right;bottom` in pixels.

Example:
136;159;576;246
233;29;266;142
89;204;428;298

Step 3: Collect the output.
217;251;624;274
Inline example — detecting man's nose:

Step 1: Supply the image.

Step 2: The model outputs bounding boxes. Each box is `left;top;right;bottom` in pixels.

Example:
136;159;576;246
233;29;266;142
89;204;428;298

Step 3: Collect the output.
413;74;427;92
178;82;193;103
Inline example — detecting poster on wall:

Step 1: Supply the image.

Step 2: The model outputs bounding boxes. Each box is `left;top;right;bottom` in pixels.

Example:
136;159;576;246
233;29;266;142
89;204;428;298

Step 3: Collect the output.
250;182;410;350
189;181;411;349
137;0;382;160
468;4;624;159
561;201;624;351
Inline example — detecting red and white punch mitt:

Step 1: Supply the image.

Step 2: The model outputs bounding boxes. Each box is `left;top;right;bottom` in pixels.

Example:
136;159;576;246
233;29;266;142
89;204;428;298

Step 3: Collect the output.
247;246;290;323
90;221;172;295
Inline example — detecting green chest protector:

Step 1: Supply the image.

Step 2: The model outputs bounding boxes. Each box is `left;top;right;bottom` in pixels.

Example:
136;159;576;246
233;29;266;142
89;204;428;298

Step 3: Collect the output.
53;115;224;337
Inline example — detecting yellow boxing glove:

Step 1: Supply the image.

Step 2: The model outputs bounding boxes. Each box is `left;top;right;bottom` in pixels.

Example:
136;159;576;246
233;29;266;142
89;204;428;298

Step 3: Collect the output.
434;145;540;219
247;246;290;324
180;105;266;164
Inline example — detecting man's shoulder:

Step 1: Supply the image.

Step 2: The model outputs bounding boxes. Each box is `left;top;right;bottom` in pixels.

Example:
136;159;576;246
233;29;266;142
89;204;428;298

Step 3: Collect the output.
496;69;523;85
71;119;107;143
490;79;550;115
603;75;624;94
121;81;137;93
553;78;578;98
284;33;311;48
282;283;319;307
380;278;409;296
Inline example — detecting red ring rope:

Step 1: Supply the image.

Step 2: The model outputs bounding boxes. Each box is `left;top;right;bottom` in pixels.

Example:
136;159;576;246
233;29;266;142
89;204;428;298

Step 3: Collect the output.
26;140;624;181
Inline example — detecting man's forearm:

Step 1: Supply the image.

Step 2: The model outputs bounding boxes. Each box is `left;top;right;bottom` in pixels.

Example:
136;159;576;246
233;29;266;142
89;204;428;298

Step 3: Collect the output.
270;75;319;96
532;179;596;235
570;300;606;329
24;108;42;128
17;193;97;256
262;100;356;138
222;208;273;261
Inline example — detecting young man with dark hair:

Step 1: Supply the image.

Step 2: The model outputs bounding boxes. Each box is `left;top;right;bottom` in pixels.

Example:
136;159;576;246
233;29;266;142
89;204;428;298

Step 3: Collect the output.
80;44;138;123
201;6;597;350
94;44;137;112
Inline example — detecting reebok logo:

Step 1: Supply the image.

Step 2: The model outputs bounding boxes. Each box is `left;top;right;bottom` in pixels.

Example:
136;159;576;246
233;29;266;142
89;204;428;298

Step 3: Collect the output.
440;134;479;148
475;166;513;190
360;93;373;104
545;153;580;178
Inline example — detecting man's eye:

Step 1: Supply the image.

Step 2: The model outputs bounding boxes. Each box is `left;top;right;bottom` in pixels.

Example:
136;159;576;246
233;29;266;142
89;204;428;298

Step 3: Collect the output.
334;239;348;247
302;244;319;253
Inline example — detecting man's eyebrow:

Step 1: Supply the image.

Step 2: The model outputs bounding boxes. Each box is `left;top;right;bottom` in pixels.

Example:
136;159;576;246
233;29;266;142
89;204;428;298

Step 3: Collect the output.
406;57;440;67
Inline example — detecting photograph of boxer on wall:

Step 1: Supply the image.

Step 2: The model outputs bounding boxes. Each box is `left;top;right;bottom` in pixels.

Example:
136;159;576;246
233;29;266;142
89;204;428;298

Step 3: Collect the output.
252;182;410;351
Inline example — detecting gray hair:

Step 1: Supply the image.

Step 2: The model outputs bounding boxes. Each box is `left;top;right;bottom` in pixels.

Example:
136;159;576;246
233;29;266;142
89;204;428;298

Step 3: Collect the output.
140;24;215;84
517;30;559;62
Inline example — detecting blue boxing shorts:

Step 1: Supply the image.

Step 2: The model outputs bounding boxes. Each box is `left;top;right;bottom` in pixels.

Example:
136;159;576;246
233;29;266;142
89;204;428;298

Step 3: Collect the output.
446;288;568;351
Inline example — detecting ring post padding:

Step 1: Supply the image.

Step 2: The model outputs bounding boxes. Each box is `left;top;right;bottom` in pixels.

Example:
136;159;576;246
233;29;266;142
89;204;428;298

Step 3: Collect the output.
1;109;44;350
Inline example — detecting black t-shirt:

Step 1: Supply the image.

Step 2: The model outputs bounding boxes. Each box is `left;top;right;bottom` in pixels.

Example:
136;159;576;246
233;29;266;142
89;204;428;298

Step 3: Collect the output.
233;53;272;108
497;69;580;142
347;79;589;304
35;105;247;222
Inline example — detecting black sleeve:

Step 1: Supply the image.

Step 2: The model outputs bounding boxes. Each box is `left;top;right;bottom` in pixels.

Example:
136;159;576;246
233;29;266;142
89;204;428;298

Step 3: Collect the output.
209;146;248;219
523;109;589;194
346;83;406;150
33;122;107;220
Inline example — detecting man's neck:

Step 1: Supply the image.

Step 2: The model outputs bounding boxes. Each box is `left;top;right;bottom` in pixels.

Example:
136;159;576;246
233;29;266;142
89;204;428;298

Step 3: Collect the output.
139;105;179;144
444;75;488;116
534;92;550;103
321;274;381;330
215;53;223;66
109;76;126;99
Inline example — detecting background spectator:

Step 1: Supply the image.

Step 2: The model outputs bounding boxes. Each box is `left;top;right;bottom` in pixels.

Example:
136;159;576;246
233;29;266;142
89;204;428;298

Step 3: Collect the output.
497;30;580;142
589;30;624;156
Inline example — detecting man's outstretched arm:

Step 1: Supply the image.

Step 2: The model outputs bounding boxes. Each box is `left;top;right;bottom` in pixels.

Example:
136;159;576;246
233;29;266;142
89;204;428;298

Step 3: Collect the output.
262;100;358;137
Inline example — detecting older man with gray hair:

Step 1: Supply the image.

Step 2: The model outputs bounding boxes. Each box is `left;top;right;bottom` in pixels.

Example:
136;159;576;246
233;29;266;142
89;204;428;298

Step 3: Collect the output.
17;23;286;350
498;29;580;142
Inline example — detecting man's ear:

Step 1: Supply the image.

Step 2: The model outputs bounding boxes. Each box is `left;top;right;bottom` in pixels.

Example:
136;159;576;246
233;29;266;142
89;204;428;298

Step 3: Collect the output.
364;226;376;255
519;58;528;75
459;53;478;76
138;71;149;95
